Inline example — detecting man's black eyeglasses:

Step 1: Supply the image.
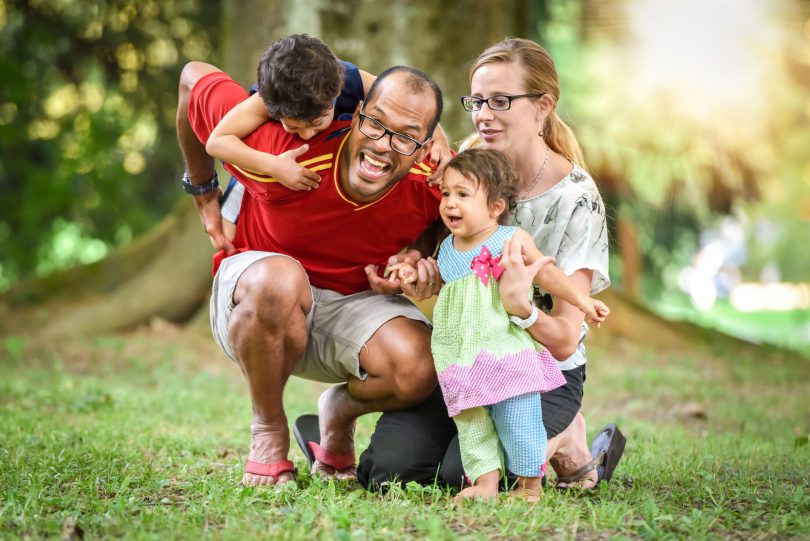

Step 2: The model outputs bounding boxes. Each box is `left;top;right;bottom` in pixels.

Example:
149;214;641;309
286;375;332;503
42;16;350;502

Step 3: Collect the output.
460;93;544;112
357;109;430;156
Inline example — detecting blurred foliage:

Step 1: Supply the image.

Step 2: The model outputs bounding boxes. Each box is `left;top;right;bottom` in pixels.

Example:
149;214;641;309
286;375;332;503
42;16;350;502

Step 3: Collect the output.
0;0;221;290
543;0;810;293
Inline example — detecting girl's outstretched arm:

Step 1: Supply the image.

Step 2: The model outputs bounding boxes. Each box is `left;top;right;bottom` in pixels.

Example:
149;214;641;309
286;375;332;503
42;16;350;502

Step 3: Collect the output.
511;229;609;324
499;231;609;359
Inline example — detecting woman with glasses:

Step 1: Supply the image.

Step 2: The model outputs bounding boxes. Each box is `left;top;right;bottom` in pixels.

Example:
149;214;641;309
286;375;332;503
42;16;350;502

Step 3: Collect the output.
457;37;622;489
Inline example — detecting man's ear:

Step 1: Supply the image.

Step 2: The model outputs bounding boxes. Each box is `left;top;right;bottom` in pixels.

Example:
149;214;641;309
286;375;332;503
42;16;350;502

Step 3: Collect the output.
490;197;506;219
352;101;364;120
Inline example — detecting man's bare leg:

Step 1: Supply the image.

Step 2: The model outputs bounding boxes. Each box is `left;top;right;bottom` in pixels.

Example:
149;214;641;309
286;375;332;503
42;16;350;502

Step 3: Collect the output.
547;412;598;489
315;317;436;479
228;257;313;486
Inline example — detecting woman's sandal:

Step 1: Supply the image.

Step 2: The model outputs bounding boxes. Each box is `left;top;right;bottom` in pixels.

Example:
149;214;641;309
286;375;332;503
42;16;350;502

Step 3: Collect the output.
555;423;626;489
508;487;542;503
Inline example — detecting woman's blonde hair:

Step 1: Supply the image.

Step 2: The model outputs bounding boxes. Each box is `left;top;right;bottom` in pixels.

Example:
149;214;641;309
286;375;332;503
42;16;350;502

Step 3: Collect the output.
465;37;587;170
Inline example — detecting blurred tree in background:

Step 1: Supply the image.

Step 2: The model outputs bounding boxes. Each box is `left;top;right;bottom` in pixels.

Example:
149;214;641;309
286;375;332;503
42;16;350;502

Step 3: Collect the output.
0;0;221;289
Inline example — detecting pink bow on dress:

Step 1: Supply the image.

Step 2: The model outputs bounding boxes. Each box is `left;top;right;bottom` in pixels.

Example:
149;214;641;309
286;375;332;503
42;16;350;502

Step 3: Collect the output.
470;245;505;286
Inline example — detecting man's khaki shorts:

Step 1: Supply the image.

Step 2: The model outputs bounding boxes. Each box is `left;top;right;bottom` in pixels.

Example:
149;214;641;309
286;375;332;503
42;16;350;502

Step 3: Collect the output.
210;250;431;383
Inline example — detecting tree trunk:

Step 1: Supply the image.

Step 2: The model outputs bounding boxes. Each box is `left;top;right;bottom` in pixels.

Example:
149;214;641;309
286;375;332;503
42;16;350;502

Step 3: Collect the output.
616;215;641;298
1;201;215;337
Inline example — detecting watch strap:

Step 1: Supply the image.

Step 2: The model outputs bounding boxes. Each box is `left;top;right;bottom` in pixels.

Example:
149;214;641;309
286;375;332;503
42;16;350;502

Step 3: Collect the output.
510;303;539;330
182;171;219;196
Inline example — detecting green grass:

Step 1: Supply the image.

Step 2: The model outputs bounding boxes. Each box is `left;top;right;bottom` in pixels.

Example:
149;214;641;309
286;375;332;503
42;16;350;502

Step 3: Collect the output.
653;293;810;358
1;330;809;540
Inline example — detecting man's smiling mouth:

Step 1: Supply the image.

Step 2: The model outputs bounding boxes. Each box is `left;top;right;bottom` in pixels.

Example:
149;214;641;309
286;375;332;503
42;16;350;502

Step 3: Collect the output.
359;152;391;178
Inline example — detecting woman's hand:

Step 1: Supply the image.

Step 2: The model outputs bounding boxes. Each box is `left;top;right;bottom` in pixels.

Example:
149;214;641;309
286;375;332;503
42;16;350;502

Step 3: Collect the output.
498;237;555;316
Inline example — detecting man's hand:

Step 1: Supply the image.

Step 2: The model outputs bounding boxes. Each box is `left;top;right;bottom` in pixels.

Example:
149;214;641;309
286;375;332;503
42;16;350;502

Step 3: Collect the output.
274;144;321;191
398;256;441;300
193;189;235;254
365;252;441;300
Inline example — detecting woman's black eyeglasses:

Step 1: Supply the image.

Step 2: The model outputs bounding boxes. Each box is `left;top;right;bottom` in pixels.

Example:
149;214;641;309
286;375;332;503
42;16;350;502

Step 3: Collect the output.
460;93;544;112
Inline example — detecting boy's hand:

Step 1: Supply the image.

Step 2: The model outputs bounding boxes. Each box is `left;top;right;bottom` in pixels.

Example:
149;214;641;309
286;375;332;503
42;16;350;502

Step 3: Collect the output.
274;144;322;191
427;137;453;187
578;297;610;327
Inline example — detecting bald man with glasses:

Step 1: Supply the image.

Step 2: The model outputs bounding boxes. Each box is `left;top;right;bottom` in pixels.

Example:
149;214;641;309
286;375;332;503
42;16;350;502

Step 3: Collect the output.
177;61;446;486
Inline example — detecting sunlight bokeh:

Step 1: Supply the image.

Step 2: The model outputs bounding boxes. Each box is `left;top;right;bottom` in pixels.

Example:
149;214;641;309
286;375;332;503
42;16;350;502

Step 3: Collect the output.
625;0;778;128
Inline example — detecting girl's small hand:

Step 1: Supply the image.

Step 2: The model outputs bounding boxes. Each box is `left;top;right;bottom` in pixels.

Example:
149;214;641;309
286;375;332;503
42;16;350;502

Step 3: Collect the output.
387;262;418;284
401;256;441;300
579;298;610;327
366;264;403;294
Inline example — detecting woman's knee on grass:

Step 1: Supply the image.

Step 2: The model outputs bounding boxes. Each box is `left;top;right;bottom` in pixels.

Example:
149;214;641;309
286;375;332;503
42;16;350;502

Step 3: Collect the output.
391;345;437;403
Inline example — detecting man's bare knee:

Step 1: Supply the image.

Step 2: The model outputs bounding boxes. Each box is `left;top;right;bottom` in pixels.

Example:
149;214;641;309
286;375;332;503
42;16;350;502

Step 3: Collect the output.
233;257;311;318
179;61;221;94
228;258;311;356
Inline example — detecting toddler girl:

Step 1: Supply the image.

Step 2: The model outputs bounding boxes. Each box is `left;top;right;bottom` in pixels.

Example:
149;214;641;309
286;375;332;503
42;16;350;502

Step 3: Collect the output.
391;148;608;502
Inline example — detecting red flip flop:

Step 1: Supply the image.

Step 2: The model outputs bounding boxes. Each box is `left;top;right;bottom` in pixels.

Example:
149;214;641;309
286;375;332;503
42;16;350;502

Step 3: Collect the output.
308;441;356;471
294;414;356;475
244;459;297;484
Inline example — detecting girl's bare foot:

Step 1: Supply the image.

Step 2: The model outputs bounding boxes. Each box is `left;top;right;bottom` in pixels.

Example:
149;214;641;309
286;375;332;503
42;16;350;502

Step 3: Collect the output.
510;475;542;503
454;470;500;502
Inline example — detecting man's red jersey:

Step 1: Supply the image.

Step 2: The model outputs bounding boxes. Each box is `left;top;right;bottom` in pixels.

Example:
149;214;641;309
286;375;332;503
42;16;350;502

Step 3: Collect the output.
188;71;441;295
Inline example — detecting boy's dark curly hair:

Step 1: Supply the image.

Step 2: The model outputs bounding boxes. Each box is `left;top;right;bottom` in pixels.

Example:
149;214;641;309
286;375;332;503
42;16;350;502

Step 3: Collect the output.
445;149;519;225
257;34;344;122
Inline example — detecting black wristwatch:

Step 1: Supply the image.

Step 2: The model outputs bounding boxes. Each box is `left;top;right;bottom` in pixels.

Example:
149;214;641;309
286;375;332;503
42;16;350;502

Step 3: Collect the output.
181;171;219;196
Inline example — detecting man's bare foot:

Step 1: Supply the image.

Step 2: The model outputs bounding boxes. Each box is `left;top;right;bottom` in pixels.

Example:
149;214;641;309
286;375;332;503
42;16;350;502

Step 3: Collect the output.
242;418;295;486
454;470;500;502
314;385;357;481
550;413;598;489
